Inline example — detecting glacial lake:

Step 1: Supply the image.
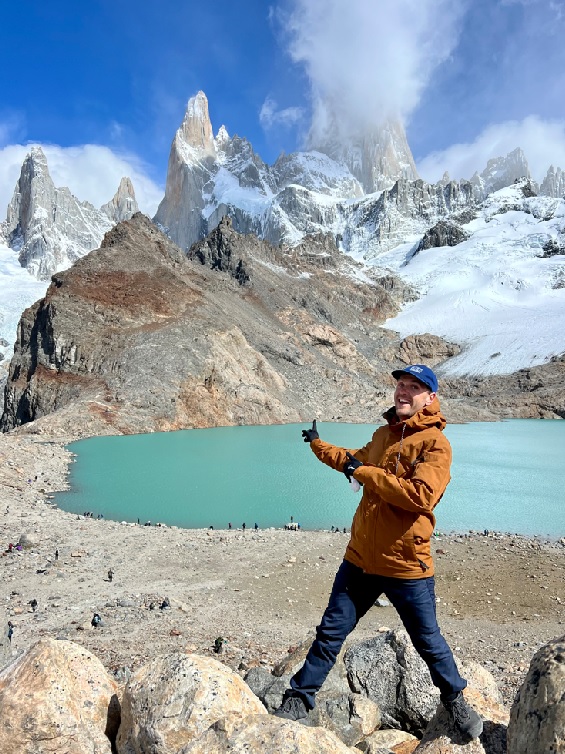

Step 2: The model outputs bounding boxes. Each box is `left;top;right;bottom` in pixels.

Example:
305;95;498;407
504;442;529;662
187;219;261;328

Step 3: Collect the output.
55;420;565;537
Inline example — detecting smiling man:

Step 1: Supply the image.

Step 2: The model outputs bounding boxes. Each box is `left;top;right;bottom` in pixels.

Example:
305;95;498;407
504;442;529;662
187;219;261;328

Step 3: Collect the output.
275;364;483;740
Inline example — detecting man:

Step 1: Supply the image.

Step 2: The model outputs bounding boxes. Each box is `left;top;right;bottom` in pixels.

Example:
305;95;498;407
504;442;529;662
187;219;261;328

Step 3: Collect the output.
274;365;483;740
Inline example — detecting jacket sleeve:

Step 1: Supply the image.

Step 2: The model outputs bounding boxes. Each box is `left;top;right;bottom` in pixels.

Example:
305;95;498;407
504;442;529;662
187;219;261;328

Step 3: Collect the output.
352;438;451;514
309;438;372;472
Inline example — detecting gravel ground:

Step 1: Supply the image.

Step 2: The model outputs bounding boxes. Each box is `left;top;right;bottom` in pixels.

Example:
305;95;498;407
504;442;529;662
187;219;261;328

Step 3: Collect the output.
1;432;563;707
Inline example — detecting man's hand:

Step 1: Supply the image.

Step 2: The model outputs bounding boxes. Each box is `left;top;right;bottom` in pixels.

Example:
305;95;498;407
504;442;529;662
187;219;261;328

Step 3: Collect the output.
302;420;320;443
343;452;363;480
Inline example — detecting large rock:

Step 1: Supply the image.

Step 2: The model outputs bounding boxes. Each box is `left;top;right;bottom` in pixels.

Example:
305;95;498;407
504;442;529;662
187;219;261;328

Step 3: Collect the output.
178;714;357;753
0;638;119;754
116;653;266;754
507;633;565;754
345;629;440;735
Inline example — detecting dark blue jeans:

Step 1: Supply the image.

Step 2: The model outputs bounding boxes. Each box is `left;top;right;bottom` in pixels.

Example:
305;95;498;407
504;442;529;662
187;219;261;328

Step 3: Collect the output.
290;560;466;709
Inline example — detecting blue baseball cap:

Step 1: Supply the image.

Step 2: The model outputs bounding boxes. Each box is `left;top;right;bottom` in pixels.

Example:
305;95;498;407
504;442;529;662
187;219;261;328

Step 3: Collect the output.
392;364;438;393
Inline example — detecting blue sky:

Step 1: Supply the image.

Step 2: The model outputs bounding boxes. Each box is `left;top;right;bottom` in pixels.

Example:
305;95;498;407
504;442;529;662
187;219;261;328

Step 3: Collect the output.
1;0;564;215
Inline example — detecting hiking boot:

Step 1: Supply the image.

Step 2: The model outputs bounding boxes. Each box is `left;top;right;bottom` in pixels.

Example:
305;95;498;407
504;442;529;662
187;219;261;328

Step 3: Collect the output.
273;691;309;721
443;691;483;739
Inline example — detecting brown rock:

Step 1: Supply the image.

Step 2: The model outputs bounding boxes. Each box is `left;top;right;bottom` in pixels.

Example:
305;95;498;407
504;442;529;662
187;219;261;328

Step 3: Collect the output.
0;638;119;754
116;653;266;754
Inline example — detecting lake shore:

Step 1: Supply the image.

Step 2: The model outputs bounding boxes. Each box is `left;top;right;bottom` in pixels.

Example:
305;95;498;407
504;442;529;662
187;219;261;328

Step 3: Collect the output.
1;431;564;707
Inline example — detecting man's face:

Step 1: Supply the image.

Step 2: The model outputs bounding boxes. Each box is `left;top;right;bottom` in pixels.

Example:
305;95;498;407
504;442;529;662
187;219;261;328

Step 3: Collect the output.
394;375;436;419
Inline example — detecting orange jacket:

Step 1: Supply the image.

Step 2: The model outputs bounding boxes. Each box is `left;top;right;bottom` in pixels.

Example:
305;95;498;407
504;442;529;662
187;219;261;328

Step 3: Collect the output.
310;397;451;578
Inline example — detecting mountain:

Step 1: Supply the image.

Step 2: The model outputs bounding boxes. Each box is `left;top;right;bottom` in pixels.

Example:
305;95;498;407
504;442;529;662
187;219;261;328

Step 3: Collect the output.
3;147;138;280
2;213;562;439
379;180;565;377
0;213;422;435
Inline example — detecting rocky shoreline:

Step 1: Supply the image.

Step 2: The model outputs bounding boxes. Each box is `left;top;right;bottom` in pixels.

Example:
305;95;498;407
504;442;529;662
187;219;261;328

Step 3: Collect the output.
0;430;564;712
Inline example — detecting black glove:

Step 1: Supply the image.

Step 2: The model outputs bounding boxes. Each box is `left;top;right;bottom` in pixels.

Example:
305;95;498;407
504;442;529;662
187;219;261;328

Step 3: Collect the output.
343;452;363;480
302;419;320;443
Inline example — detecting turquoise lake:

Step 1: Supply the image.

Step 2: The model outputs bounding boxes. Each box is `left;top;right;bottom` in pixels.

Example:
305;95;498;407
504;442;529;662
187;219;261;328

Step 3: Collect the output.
55;420;565;537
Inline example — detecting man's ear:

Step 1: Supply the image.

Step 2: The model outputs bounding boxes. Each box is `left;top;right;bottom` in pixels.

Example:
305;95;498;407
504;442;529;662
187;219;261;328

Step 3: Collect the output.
425;391;437;406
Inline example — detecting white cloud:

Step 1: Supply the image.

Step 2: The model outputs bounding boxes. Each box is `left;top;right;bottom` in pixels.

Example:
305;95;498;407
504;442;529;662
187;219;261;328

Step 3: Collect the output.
259;97;304;129
417;116;565;183
0;143;163;220
279;0;466;145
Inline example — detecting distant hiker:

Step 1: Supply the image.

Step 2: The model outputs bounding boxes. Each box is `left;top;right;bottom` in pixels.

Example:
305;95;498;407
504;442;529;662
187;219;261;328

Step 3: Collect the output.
7;621;13;643
160;598;170;610
55;549;59;561
91;613;102;628
331;526;335;532
107;568;114;583
274;366;483;741
213;636;225;654
228;522;232;529
343;528;346;534
290;515;294;523
209;525;214;530
254;523;258;530
29;599;38;612
242;522;246;530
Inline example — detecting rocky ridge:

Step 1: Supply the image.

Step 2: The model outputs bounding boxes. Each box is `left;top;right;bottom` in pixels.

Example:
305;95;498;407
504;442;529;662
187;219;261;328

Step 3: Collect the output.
153;92;564;263
1;212;563;437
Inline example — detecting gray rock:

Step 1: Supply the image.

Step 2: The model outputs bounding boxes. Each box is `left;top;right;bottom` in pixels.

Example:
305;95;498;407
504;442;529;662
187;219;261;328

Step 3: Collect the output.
507;633;565;754
345;628;439;735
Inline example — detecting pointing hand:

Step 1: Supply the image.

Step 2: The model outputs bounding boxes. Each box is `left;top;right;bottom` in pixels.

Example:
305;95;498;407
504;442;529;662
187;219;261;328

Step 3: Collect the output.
302;419;320;443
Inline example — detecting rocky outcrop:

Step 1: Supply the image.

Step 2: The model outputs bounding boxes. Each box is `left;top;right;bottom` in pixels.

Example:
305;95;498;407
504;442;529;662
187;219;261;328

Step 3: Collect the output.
101;176;139;223
1;213;414;436
507;634;565;754
416;221;469;252
4;633;565;753
5;147;113;279
0;638;119;754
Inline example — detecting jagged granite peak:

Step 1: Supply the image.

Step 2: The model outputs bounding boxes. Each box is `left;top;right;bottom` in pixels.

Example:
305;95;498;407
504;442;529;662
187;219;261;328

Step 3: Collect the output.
177;90;216;158
540;165;565;198
5;146;113;280
310;119;419;193
470;147;533;199
153;92;219;251
101;177;139;223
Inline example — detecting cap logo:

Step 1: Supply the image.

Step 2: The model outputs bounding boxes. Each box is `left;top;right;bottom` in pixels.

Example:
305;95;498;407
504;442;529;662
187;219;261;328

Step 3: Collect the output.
410;366;423;373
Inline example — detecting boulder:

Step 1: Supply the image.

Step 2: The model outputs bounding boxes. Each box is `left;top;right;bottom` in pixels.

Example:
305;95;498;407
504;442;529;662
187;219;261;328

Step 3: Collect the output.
345;629;440;734
357;728;418;753
0;638;119;754
507;633;565;754
305;690;381;746
179;714;357;753
116;653;266;754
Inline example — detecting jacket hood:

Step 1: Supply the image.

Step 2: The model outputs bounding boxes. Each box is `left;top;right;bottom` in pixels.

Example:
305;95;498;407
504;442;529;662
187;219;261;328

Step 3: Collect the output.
383;396;446;432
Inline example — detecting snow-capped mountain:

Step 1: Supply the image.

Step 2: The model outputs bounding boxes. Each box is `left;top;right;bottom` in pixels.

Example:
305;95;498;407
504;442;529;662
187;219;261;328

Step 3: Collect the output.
1;90;564;380
155;92;563;266
3;147;138;280
379;181;565;376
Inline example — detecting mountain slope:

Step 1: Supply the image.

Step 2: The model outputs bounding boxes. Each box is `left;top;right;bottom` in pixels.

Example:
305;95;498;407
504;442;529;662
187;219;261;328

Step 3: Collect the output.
378;181;565;376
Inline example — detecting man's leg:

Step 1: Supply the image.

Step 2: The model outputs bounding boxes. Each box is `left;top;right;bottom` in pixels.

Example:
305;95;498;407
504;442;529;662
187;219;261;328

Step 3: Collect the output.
275;560;378;717
385;576;482;739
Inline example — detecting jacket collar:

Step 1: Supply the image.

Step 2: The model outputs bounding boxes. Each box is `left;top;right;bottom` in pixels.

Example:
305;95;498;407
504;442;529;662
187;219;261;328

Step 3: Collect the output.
383;396;446;433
